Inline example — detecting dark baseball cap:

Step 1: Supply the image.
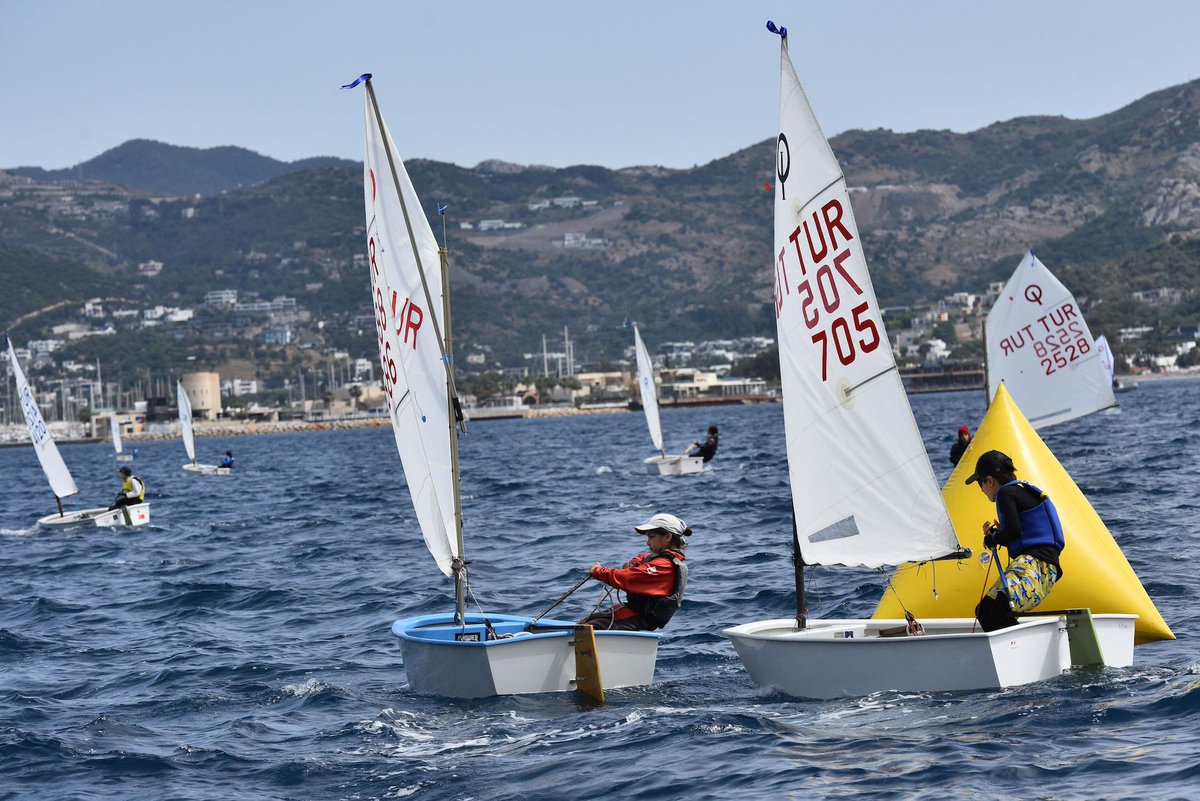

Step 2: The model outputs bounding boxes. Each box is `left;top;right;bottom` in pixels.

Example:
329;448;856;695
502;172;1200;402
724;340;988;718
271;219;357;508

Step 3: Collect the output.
964;450;1015;485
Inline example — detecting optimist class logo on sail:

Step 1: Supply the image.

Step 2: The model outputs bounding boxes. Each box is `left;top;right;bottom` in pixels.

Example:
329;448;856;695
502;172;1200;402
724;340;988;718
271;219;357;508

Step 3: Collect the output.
774;190;881;382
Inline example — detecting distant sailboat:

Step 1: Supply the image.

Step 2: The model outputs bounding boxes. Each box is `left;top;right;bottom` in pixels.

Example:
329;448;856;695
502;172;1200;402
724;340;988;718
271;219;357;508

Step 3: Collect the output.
178;381;229;475
346;73;660;699
5;334;148;527
986;253;1117;428
111;415;134;462
1096;333;1138;393
634;324;704;475
723;23;1141;699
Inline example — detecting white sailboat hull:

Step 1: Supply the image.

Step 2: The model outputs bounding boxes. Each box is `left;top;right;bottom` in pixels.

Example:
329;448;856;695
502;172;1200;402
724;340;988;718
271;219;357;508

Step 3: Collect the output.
724;615;1136;699
393;613;661;698
92;503;151;527
183;463;231;476
643;455;704;476
37;507;113;527
115;454;134;462
39;503;151;528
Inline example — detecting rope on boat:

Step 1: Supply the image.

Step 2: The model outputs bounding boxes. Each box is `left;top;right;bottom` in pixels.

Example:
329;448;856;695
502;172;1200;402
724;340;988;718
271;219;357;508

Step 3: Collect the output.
878;568;925;636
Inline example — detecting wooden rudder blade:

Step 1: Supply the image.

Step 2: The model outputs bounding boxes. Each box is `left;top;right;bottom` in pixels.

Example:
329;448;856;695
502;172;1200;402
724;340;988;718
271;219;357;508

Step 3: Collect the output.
572;624;605;705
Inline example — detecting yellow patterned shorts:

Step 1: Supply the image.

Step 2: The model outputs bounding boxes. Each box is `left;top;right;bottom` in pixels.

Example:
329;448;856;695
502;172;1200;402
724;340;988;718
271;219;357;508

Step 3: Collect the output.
986;554;1058;613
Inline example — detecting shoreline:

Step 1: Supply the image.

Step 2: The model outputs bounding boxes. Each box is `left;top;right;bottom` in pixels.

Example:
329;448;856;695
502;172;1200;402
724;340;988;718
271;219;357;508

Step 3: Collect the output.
4;373;1194;447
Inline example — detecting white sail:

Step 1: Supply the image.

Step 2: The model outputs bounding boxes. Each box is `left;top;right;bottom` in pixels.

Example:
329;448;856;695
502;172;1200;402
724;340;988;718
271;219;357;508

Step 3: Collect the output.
7;337;78;500
111;416;124;455
177;380;196;461
986;253;1116;428
633;324;664;454
360;83;459;577
1095;334;1116;385
772;40;956;567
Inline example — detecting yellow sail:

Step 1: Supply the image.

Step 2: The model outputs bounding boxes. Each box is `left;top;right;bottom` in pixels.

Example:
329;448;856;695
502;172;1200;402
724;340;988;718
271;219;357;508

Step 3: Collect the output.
874;383;1173;644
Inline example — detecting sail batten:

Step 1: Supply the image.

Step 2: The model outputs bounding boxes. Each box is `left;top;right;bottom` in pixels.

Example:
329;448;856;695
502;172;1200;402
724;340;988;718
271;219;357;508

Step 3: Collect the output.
773;39;957;568
7;337;78;500
359;80;459;576
633;324;664;454
986;253;1116;428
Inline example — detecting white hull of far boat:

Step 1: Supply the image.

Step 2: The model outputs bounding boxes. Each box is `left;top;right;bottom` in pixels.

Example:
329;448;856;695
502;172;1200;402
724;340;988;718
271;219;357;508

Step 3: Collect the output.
37;503;151;528
723;614;1136;699
643;454;704;476
393;613;661;698
115;453;134;462
183;463;230;476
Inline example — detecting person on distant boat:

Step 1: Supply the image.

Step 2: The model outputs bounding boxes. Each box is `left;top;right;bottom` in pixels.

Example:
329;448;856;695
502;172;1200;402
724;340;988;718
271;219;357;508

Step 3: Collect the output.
966;450;1064;631
580;512;691;631
687;425;719;463
948;425;972;465
220;451;234;469
110;466;145;510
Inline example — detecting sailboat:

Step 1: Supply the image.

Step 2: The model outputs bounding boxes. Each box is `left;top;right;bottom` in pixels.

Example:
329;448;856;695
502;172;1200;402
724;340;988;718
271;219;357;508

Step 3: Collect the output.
722;24;1141;699
111;415;134;462
1095;333;1138;393
5;335;149;527
346;74;659;699
985;253;1117;428
634;324;703;475
178;381;228;475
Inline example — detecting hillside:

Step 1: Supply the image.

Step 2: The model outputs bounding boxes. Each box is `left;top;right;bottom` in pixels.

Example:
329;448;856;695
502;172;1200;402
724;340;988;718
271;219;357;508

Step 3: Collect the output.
2;78;1199;369
5;140;358;197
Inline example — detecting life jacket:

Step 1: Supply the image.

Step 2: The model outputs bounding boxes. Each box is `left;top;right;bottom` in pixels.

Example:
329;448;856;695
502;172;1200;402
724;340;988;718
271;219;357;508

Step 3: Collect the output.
997;480;1063;556
625;549;687;629
123;475;146;501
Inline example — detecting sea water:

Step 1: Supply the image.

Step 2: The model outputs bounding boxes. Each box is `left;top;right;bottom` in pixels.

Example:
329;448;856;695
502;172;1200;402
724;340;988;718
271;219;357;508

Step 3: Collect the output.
2;379;1198;800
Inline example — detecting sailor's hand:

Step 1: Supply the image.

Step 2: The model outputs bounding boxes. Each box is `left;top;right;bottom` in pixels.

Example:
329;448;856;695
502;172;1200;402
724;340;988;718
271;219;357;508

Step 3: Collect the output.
982;522;999;550
589;562;602;576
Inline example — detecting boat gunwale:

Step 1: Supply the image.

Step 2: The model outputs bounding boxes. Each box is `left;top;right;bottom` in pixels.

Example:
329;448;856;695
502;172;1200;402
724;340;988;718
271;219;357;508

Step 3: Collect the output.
723;614;1137;644
393;613;661;647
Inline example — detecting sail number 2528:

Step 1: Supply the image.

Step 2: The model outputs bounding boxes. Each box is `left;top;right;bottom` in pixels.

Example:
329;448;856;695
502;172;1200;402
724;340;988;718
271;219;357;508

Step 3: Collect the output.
775;199;881;381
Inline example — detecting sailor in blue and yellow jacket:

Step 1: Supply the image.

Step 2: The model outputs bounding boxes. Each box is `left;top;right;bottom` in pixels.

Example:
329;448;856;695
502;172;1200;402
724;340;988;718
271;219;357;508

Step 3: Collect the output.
966;449;1064;631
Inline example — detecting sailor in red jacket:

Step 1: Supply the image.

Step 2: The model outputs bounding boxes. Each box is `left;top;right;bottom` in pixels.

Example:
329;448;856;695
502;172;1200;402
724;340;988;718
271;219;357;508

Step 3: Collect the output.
580;512;692;631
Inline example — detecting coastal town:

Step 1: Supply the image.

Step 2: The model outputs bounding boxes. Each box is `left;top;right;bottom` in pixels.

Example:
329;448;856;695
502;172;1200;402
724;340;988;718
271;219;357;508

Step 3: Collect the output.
2;269;1196;444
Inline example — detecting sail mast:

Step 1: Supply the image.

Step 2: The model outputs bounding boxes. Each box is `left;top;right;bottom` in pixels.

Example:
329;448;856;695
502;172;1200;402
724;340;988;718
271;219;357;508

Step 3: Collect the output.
437;210;468;624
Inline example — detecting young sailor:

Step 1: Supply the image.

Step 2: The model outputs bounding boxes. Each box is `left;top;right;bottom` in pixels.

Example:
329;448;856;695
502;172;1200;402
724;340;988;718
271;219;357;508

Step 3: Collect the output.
581;513;692;631
220;450;234;469
966;450;1064;631
949;425;971;465
110;466;146;510
687;425;719;463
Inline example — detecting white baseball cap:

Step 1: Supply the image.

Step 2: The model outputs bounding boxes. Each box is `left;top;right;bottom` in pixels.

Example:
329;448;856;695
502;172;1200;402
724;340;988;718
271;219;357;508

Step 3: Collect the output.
634;513;688;536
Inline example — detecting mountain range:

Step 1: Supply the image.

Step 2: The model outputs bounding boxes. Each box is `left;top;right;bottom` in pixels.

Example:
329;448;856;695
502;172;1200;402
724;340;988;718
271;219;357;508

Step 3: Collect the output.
6;140;358;197
2;79;1199;371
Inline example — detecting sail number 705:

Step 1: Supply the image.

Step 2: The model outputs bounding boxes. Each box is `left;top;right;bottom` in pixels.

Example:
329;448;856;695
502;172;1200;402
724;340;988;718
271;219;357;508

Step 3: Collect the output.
775;199;882;381
796;249;880;381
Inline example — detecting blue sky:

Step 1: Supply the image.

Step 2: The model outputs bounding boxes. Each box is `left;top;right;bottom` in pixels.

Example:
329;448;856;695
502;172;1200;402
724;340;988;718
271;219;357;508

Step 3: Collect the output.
2;1;1198;171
